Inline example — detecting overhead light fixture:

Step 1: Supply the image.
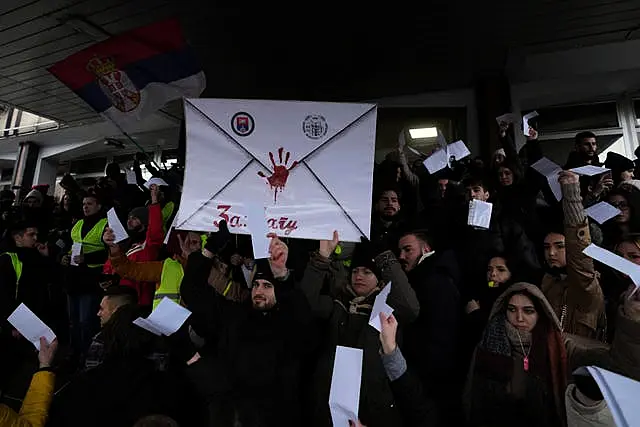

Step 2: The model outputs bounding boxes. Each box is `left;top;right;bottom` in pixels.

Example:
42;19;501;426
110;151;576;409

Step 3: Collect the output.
104;138;125;149
61;15;111;42
408;127;438;139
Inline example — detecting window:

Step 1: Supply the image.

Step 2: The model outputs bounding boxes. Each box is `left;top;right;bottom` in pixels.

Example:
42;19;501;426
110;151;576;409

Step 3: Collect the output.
532;102;619;134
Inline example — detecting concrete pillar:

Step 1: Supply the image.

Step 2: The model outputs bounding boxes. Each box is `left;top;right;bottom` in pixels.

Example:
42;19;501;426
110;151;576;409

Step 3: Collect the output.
33;157;58;195
474;72;513;160
11;141;40;201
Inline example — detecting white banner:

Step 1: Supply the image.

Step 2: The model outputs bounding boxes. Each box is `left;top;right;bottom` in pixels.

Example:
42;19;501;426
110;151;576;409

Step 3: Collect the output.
176;98;377;242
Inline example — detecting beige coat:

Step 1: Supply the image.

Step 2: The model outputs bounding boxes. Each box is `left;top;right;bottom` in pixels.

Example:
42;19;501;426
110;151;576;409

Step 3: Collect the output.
541;182;605;339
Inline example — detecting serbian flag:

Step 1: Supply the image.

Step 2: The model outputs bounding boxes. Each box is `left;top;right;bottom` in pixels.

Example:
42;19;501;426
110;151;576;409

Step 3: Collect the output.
48;18;205;127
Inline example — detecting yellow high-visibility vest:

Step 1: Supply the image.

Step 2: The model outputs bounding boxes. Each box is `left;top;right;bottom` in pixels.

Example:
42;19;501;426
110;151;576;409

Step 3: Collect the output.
2;252;22;298
153;258;184;309
70;218;108;268
162;201;175;232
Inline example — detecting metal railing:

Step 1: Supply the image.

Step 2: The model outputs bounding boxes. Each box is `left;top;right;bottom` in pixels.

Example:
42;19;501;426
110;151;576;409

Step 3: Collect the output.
1;120;61;139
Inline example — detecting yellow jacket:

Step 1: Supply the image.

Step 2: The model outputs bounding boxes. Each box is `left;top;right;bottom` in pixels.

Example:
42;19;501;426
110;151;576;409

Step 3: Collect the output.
0;371;55;427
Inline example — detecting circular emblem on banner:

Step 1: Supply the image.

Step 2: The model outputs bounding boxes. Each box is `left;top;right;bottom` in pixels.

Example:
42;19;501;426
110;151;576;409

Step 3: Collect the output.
231;112;255;136
302;115;328;139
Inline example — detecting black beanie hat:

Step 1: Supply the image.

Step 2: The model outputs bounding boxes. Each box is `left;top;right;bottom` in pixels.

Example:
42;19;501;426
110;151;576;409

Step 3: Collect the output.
350;241;381;279
250;258;275;285
605;152;634;175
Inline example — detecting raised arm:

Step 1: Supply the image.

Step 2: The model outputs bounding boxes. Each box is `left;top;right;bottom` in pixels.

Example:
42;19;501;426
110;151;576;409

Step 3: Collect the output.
560;172;603;310
298;232;339;319
104;227;164;283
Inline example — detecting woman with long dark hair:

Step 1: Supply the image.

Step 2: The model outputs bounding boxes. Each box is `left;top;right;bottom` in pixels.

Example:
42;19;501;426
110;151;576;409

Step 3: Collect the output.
464;283;568;427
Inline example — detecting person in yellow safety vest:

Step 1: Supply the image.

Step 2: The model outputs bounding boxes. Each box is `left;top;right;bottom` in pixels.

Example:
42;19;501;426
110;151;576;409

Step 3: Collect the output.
0;220;55;401
61;191;109;356
103;220;247;308
0;220;52;328
102;228;201;309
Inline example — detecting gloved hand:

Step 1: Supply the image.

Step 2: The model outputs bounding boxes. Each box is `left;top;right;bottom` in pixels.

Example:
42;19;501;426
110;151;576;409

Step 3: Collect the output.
205;220;232;255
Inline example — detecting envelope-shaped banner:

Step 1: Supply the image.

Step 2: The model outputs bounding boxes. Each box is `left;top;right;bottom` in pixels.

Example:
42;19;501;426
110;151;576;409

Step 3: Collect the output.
177;98;377;242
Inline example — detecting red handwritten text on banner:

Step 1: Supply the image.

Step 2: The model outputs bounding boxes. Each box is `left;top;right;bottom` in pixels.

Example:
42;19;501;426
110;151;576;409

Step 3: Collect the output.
212;204;298;236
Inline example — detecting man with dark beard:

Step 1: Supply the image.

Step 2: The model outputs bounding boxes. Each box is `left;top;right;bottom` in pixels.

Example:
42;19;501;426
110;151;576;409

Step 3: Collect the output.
102;184;164;315
370;186;406;253
564;131;601;169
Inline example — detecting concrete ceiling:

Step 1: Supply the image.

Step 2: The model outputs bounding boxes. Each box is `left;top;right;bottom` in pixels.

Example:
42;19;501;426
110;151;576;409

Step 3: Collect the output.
1;0;640;129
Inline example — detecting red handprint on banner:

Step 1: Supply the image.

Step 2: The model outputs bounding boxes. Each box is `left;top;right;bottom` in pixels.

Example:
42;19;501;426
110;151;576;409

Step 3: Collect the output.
258;147;299;203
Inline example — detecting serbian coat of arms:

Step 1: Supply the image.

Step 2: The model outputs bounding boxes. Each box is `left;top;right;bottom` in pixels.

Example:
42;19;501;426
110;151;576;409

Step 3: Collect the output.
86;56;141;113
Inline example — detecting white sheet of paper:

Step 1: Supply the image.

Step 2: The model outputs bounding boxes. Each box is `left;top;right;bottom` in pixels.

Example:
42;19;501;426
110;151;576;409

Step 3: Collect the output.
164;214;179;245
107;208;129;243
70;242;82;266
531;157;563;201
7;303;56;350
245;204;270;259
584;366;640;427
585;202;621;225
329;346;363;427
496;113;520;125
133;297;191;336
570;165;610;176
446;140;471;163
126;170;137;185
368;282;394;332
468;199;493;229
423;147;448;174
522;110;539;136
583;244;640;288
144;177;168;188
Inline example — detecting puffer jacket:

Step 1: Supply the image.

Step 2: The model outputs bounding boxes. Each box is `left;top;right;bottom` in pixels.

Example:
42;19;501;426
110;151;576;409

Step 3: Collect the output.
0;370;55;427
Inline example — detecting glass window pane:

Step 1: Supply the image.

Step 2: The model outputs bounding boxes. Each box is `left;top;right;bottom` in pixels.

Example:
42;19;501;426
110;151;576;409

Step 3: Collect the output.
530;102;619;133
633;99;640;126
539;134;623;166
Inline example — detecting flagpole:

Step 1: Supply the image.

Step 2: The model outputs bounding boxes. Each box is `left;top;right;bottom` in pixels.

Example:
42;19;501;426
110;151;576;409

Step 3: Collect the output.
107;117;165;171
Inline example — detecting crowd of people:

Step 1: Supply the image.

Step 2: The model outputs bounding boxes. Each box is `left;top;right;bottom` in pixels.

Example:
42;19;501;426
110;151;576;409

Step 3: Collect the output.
1;122;640;427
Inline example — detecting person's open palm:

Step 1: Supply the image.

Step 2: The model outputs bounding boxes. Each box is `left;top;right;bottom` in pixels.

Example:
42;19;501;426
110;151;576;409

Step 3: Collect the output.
319;230;339;258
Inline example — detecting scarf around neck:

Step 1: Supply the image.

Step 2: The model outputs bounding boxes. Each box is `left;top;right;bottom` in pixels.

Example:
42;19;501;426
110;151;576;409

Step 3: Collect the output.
505;319;532;357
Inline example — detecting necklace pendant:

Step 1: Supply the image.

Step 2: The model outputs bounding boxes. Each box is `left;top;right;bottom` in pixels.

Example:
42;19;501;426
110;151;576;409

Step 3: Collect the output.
523;356;529;372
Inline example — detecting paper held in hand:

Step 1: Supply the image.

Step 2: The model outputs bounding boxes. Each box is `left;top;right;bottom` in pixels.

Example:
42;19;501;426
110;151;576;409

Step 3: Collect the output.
368;281;393;332
583;244;640;290
133;297;191;336
585;201;621;225
107;208;129;243
574;366;640;427
570;165;610;176
468;199;493;229
7;303;56;350
496;113;520;125
145;177;169;188
422;140;470;174
245;204;270;259
329;346;363;427
531;157;563;201
522;111;538;137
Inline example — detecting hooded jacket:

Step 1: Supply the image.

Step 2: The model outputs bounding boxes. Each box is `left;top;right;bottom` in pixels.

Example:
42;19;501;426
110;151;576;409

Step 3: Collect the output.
464;283;568;427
